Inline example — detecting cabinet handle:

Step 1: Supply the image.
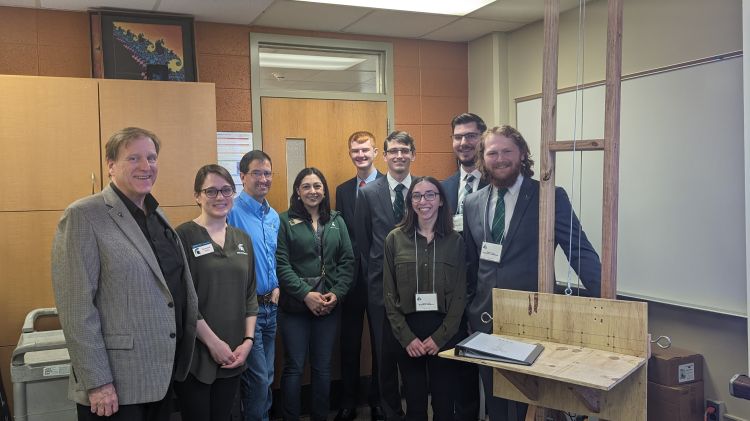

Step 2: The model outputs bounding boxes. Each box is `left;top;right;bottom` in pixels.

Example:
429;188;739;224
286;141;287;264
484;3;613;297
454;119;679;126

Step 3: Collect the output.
91;172;96;195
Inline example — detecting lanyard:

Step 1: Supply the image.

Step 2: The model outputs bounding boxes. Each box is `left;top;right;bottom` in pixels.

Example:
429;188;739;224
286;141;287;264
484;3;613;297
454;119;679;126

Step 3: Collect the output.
414;230;436;293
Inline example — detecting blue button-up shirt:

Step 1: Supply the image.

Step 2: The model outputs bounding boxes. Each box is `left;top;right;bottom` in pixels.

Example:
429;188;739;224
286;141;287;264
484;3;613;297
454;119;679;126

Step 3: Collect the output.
228;191;280;295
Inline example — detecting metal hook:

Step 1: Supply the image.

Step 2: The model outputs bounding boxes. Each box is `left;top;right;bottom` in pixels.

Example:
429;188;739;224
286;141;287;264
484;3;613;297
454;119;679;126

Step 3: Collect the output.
564;285;573;295
480;312;493;324
651;335;672;349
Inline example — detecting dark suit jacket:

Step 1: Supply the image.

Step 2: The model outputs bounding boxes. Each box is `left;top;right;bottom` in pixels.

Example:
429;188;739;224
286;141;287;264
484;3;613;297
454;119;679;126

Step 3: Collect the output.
442;170;489;215
335;171;384;257
463;177;601;333
353;175;412;307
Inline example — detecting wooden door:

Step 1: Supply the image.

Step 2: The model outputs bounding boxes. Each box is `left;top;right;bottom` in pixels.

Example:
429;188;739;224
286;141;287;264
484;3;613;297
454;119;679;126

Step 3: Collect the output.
98;79;217;208
0;76;101;211
261;97;388;212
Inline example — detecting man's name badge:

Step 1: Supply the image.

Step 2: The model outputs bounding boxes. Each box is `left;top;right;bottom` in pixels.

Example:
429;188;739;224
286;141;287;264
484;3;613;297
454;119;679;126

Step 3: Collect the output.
452;215;464;232
415;293;438;312
480;241;502;263
192;241;214;257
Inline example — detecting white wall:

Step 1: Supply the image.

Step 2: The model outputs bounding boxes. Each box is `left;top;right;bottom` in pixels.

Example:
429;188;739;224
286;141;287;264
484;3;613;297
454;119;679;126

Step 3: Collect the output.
470;0;749;417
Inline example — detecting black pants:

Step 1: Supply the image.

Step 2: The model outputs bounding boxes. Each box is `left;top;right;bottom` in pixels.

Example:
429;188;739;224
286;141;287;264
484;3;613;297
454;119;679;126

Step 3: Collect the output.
174;373;240;421
367;302;403;420
455;315;480;420
339;269;380;409
76;385;173;421
385;312;470;421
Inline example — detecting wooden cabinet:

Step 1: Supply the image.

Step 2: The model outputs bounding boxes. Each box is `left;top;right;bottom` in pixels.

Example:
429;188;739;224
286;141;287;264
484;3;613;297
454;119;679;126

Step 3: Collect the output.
0;76;101;211
0;76;217;407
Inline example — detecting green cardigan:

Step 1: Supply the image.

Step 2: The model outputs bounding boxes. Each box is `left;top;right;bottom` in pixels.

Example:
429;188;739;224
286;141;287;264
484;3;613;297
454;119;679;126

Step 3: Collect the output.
276;210;355;301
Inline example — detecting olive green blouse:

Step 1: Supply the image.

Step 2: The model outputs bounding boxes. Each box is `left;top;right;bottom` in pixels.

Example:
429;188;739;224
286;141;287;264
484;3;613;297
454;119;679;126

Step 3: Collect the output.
176;221;259;383
383;228;467;348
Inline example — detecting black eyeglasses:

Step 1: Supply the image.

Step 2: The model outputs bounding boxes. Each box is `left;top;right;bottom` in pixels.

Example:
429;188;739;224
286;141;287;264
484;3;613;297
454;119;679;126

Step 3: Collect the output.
201;186;235;198
410;191;440;202
451;132;480;142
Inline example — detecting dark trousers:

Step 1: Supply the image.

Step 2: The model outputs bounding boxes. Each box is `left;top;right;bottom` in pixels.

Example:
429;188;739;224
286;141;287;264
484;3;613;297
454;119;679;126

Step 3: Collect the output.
367;301;403;420
76;385;173;421
338;270;380;409
455;316;480;420
384;312;468;421
279;306;341;421
479;366;528;421
174;373;240;421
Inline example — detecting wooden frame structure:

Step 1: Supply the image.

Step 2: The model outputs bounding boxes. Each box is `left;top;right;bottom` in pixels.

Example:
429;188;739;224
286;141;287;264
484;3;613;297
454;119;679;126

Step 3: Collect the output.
444;0;646;419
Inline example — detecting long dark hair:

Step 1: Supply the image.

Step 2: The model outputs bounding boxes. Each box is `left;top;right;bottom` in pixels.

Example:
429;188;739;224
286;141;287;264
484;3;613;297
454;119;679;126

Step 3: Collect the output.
397;176;453;236
289;167;331;224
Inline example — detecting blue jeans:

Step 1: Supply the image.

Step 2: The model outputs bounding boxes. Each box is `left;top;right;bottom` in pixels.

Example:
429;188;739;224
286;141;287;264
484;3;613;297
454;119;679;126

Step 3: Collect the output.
279;307;340;421
241;303;277;421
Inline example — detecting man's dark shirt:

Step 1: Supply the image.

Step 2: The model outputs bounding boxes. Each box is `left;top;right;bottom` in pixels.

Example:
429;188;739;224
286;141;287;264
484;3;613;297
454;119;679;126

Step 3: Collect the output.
111;183;186;349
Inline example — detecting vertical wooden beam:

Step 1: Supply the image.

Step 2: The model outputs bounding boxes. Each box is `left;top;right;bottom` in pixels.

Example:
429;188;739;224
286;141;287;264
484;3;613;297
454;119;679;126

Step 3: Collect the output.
538;0;559;294
601;0;623;299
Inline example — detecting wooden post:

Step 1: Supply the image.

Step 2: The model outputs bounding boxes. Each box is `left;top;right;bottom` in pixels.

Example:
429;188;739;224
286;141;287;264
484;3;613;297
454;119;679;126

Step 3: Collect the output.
601;0;623;299
538;0;559;294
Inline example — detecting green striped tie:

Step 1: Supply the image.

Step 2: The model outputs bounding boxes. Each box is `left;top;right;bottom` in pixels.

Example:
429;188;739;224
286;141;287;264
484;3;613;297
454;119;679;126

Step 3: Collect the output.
393;183;406;222
491;188;508;243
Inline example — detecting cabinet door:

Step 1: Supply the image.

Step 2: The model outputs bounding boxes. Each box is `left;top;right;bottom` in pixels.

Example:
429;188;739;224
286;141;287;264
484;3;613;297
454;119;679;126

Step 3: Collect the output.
98;80;218;207
0;76;101;211
0;211;61;347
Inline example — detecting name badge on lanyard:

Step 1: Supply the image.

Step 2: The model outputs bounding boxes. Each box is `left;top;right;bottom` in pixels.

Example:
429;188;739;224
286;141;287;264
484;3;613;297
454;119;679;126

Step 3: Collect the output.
480;241;502;263
452;214;464;232
415;293;438;311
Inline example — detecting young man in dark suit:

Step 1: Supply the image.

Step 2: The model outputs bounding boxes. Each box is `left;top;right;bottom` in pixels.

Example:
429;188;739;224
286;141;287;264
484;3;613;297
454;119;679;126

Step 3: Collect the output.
334;131;384;421
463;125;602;420
354;131;417;421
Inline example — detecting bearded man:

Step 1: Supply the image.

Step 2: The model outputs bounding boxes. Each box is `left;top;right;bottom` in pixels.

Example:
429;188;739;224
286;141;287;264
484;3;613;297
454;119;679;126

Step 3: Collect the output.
462;125;601;421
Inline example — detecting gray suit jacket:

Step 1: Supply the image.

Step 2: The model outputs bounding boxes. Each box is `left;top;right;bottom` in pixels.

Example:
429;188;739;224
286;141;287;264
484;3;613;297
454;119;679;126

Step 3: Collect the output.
463;177;601;334
51;185;199;406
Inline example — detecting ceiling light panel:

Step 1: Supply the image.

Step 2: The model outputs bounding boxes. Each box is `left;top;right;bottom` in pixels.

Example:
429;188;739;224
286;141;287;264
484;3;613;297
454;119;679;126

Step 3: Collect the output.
293;0;495;16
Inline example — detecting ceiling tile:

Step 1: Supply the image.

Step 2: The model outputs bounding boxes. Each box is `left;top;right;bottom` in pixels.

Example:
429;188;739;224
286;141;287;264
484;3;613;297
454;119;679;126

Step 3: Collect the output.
469;0;584;22
158;0;274;25
40;0;158;11
344;9;456;39
423;17;522;42
253;0;371;32
0;1;37;7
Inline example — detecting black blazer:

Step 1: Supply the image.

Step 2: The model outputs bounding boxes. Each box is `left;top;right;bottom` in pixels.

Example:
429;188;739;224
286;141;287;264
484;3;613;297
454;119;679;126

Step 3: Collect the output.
442;170;488;215
462;177;602;333
353;175;413;307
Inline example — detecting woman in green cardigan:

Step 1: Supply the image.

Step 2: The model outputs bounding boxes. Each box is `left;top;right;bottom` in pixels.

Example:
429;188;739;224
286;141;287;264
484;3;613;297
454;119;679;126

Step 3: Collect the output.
276;167;355;421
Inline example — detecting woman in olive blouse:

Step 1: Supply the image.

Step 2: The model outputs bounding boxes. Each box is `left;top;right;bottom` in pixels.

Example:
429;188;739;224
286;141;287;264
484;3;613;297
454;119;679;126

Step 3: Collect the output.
174;164;258;421
276;167;354;421
383;176;469;421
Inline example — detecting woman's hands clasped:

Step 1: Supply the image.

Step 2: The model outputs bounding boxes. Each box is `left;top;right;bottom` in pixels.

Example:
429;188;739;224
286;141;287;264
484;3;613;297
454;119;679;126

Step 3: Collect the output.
304;291;338;316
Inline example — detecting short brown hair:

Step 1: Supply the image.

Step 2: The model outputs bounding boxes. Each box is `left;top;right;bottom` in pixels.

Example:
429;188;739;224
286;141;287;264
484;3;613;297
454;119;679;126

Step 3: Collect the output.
477;125;535;179
347;131;376;149
105;127;161;161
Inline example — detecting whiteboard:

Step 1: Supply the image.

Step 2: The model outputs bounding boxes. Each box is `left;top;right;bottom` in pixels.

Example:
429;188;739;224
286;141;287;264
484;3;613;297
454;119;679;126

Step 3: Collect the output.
516;56;746;317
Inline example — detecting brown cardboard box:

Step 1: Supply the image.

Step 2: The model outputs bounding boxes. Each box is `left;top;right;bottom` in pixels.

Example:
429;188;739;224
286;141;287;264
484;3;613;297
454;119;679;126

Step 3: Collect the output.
648;346;703;386
648;381;704;421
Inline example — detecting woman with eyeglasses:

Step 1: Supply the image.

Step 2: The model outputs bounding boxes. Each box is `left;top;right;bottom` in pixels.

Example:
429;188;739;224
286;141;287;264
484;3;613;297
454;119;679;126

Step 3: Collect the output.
383;176;469;421
276;167;354;421
174;164;258;421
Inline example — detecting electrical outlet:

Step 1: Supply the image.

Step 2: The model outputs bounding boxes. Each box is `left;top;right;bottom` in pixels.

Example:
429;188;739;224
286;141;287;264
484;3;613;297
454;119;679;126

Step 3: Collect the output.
706;399;725;420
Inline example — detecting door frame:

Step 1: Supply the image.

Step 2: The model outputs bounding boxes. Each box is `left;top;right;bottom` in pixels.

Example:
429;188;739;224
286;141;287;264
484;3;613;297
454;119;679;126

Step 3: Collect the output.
249;32;395;150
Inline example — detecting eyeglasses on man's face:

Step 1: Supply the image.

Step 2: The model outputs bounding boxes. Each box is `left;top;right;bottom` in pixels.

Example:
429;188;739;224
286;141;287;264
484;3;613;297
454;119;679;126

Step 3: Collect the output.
386;148;412;156
410;191;440;202
451;132;481;142
201;186;235;198
248;170;273;179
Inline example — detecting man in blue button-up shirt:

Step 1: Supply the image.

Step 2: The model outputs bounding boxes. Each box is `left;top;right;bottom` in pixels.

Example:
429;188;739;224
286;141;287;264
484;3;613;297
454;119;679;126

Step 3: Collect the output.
228;150;280;421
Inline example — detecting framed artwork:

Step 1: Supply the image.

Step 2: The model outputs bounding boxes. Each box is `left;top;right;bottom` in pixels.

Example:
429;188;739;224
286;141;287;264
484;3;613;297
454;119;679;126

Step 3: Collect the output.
91;10;197;82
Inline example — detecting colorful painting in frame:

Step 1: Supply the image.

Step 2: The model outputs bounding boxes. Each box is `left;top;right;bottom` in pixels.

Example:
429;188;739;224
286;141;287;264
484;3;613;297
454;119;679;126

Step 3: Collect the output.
91;11;197;82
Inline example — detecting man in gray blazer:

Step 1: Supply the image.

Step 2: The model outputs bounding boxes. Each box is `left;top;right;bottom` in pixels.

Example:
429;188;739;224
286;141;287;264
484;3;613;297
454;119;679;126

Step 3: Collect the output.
463;125;601;421
354;131;416;420
52;127;199;421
